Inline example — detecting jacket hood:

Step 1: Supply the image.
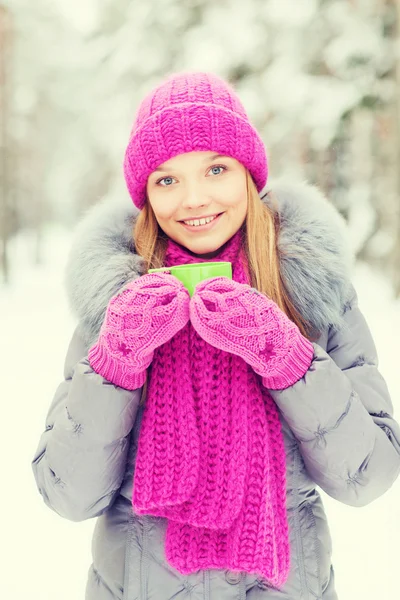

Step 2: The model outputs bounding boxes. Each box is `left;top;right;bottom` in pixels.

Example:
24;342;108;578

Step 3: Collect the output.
64;179;355;348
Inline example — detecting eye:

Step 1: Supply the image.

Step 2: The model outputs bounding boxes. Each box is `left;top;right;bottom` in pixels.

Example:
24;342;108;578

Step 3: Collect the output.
208;165;227;176
156;176;176;187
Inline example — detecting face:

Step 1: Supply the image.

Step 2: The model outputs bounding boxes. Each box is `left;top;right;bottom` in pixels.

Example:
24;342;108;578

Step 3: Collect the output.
146;151;248;258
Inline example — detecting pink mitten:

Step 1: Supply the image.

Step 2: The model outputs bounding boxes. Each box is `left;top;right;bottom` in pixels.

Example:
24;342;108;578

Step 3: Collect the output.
189;277;314;390
88;272;190;389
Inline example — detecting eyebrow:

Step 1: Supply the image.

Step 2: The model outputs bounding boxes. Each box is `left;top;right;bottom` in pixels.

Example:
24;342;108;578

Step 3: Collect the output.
153;154;229;172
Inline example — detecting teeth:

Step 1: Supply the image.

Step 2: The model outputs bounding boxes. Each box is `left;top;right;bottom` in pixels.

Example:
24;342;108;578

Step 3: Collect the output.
183;215;218;227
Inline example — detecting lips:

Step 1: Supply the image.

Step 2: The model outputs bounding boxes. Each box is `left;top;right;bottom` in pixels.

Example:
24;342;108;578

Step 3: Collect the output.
179;212;222;224
179;212;224;232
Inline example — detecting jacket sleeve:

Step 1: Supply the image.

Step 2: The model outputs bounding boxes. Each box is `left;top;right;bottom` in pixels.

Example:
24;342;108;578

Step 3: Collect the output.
267;284;400;507
31;325;142;522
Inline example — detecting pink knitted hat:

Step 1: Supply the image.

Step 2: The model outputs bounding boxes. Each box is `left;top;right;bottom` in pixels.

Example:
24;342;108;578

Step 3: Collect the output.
123;71;268;209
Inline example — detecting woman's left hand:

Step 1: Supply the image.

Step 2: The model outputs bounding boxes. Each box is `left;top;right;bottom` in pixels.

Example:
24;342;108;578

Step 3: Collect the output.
189;277;315;390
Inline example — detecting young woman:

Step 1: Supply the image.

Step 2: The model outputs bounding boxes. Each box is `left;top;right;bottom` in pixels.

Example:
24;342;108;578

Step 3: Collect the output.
32;71;400;600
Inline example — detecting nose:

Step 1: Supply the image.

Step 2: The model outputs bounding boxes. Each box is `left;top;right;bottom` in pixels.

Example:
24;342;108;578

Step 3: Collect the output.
180;183;211;211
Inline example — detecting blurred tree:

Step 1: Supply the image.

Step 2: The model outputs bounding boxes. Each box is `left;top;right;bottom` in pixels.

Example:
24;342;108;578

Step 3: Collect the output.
357;0;400;291
0;4;15;283
381;0;400;294
394;0;400;295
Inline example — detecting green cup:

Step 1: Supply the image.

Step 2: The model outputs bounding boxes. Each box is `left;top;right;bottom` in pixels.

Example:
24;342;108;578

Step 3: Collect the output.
148;261;232;297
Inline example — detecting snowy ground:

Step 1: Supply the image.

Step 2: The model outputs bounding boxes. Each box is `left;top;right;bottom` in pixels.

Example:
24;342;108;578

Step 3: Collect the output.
1;225;399;600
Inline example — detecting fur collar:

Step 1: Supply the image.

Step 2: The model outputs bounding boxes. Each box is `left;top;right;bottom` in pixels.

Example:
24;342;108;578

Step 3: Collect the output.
64;179;354;348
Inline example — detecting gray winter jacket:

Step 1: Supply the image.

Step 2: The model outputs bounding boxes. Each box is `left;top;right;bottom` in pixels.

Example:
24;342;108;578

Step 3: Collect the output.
31;180;400;600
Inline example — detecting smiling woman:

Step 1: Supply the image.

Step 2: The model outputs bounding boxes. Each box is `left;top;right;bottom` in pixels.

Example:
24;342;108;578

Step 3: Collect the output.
31;70;400;600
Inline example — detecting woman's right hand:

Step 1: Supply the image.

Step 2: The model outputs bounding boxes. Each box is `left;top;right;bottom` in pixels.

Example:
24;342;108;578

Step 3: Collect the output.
88;272;190;389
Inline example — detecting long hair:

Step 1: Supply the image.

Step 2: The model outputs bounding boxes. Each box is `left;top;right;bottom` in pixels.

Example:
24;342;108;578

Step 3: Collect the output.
133;170;319;405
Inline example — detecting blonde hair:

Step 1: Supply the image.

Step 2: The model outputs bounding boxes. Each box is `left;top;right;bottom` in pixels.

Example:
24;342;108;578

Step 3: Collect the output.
133;170;318;405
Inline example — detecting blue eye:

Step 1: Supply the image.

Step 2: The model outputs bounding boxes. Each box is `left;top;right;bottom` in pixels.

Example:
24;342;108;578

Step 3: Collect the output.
157;176;175;186
209;165;226;176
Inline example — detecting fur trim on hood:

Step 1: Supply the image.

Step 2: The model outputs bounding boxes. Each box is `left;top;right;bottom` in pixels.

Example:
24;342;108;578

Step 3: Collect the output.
64;179;355;348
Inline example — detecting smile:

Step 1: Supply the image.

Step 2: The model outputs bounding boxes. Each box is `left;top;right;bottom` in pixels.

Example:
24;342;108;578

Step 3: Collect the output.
183;214;218;226
180;213;223;232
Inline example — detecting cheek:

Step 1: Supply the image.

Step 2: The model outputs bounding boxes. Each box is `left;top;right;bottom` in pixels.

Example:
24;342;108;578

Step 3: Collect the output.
219;176;247;210
146;186;176;221
149;196;176;222
154;208;174;221
223;190;247;214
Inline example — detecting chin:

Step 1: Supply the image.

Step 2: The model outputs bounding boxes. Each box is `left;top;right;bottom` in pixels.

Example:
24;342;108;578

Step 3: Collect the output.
186;240;225;257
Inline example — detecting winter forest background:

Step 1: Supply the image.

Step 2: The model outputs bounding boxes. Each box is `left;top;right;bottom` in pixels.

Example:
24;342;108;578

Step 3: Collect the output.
1;1;400;599
2;0;400;287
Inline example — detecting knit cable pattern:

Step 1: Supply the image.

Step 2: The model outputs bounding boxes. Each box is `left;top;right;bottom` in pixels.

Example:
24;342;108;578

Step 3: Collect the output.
88;272;190;390
132;230;293;587
190;277;315;390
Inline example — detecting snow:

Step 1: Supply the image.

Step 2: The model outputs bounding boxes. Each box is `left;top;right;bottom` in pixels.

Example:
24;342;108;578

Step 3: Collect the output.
263;0;318;27
1;223;399;600
46;0;101;35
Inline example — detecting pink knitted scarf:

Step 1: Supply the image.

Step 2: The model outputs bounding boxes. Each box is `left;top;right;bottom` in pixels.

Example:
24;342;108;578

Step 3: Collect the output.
131;229;290;587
